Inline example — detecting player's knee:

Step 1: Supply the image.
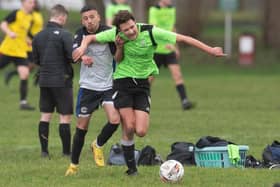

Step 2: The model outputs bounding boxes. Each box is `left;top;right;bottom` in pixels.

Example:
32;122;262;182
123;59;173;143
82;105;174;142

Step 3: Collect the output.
60;115;72;124
109;115;120;124
76;120;89;130
135;129;147;137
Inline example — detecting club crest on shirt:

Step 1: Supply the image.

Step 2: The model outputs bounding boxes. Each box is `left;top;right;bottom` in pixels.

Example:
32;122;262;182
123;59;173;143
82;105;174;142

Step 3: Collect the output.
140;39;146;47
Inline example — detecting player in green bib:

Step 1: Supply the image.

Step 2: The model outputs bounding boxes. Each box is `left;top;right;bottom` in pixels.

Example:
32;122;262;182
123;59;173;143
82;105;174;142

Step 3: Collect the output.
106;0;131;26
149;0;194;110
73;10;226;176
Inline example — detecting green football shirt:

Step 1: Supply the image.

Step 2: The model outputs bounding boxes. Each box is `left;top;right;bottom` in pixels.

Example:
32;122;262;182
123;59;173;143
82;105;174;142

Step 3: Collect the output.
95;23;177;79
149;6;176;54
106;3;132;20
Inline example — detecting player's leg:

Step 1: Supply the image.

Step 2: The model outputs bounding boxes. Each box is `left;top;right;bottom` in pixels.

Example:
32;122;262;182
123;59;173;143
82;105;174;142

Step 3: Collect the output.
0;54;16;85
59;114;72;156
91;95;120;167
113;79;138;175
4;70;17;86
168;63;194;110
0;54;10;69
65;88;97;175
16;60;35;110
134;111;150;137
119;107;138;175
97;102;120;146
95;90;120;147
65;116;90;176
38;87;54;158
39;113;52;158
134;90;151;138
55;87;73;156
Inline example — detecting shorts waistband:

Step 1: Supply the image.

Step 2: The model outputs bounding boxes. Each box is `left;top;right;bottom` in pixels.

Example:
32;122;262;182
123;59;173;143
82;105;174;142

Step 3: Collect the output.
113;78;150;89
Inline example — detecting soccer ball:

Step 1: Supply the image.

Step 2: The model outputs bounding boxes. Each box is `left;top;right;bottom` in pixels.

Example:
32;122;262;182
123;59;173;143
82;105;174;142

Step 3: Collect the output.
159;160;184;183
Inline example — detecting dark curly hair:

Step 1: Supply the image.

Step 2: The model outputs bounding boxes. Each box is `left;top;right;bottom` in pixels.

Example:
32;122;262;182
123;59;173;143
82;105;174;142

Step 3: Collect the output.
112;10;135;29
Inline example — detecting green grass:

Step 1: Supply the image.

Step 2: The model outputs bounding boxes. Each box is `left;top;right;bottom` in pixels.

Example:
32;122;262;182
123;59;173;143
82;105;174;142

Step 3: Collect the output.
0;47;280;187
0;7;278;187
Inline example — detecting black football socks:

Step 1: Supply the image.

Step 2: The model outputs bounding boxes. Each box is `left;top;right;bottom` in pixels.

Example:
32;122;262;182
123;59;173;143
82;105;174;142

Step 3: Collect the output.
71;128;87;165
176;83;187;102
97;122;119;147
20;79;28;101
59;123;71;155
122;142;137;175
38;121;49;154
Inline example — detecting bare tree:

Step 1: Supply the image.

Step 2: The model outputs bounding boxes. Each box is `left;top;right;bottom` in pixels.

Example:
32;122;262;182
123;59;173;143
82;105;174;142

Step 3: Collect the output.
175;0;203;37
263;0;280;48
129;0;157;22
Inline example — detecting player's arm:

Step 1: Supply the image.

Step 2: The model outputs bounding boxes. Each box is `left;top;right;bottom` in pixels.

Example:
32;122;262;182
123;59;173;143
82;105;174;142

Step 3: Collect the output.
176;34;226;57
32;37;40;65
72;30;94;66
0;10;17;38
72;34;97;62
114;34;125;63
63;31;74;64
0;21;16;38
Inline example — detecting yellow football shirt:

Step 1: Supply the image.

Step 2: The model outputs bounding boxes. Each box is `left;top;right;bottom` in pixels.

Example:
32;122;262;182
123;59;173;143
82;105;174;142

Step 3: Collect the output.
0;9;33;58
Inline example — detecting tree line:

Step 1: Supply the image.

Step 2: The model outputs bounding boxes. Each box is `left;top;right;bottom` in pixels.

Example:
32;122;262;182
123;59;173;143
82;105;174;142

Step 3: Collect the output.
85;0;279;48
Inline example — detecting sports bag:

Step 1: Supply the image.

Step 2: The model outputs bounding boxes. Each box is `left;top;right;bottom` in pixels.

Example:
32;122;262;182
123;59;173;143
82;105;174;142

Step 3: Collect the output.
107;143;140;165
262;140;280;167
166;142;195;165
137;145;163;165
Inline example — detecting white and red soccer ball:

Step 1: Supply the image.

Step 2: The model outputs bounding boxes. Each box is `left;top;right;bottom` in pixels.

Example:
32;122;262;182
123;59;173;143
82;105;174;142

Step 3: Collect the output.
159;160;184;183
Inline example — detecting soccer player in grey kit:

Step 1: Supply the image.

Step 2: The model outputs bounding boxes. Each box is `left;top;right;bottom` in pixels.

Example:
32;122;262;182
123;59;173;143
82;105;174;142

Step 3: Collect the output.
65;5;120;176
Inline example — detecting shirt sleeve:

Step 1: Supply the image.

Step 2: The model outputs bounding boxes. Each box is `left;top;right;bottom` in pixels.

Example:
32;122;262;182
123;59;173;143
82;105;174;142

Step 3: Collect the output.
3;10;17;23
95;27;116;43
72;29;83;50
152;26;177;45
32;37;40;65
63;31;74;63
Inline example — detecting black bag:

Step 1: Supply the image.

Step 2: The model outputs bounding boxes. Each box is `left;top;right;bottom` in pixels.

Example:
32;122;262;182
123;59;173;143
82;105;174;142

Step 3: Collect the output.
262;140;280;167
245;155;263;168
107;143;140;165
195;136;234;148
137;145;163;166
166;142;195;165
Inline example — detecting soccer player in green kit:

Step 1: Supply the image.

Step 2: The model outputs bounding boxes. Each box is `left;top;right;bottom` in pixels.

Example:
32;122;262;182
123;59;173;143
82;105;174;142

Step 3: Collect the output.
149;0;194;110
73;10;226;176
106;0;132;26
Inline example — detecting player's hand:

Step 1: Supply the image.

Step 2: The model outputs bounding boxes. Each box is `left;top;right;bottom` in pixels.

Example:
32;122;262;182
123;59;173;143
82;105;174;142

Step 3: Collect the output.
115;35;125;49
26;37;32;46
211;47;227;57
72;47;86;62
8;31;16;39
81;55;93;67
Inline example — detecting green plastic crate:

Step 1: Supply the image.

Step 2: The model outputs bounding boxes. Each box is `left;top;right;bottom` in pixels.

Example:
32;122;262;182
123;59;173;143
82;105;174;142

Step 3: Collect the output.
194;145;249;168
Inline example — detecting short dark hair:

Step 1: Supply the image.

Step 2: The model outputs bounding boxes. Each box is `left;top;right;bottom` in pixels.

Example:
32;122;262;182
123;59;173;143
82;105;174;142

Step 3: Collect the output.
50;4;68;18
80;5;97;14
112;10;135;29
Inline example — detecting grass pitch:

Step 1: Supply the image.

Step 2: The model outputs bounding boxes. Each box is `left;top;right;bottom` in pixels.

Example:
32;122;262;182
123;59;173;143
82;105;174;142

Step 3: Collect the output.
0;48;280;187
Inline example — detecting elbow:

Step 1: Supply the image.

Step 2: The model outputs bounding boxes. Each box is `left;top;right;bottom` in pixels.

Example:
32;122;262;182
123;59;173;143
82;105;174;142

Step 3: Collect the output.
0;22;5;32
